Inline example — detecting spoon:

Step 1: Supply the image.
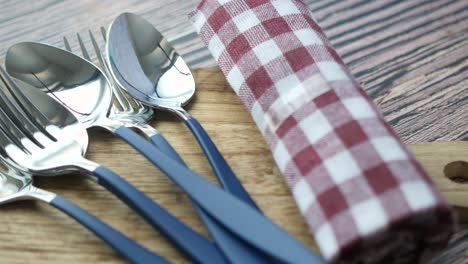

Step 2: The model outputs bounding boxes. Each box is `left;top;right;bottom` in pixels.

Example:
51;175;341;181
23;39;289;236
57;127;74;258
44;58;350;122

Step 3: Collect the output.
2;55;226;263
82;22;270;264
0;157;168;263
105;15;272;262
5;40;258;263
63;31;273;264
5;43;324;263
106;12;259;210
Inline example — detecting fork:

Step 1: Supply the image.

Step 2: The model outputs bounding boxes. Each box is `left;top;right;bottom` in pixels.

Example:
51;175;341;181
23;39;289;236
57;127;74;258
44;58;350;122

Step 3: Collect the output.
0;66;227;264
65;29;270;264
0;157;169;264
0;65;323;263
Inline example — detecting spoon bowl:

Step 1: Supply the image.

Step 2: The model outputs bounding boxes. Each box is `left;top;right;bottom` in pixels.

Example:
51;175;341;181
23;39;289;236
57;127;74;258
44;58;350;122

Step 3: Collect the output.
107;12;195;111
5;42;113;129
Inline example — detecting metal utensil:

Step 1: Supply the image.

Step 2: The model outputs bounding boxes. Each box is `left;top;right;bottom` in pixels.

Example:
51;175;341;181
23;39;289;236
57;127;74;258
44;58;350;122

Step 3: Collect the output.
4;40;258;263
0;65;226;264
64;30;156;133
62;31;188;162
4;48;323;262
6;40;194;177
106;12;259;210
65;29;269;264
0;159;168;264
10;77;89;155
106;12;323;263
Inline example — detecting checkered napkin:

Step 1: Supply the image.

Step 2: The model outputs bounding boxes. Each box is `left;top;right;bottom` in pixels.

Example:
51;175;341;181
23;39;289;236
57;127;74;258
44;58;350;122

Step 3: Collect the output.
189;0;454;263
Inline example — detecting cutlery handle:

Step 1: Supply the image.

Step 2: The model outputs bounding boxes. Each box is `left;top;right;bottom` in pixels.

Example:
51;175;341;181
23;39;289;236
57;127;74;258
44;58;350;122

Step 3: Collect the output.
91;166;226;264
150;133;270;264
115;126;323;264
184;117;260;210
50;195;169;264
149;134;185;164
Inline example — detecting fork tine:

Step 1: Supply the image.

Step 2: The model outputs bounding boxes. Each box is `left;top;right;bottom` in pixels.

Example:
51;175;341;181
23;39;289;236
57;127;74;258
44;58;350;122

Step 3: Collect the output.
77;33;91;61
0;98;45;153
0;123;25;156
0;72;49;153
89;30;112;77
63;36;72;52
0;67;53;129
65;32;129;112
0;108;28;152
0;100;42;159
66;29;146;113
100;26;107;42
63;31;130;113
88;29;132;112
0;67;54;144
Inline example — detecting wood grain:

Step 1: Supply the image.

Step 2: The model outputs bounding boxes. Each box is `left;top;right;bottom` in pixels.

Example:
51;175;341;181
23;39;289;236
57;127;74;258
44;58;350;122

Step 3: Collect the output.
407;141;468;208
0;0;465;144
310;0;468;143
0;0;466;262
0;69;465;263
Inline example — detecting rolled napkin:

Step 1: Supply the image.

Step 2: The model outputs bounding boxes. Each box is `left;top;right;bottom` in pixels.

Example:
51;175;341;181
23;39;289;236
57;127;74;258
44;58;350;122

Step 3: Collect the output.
189;0;454;263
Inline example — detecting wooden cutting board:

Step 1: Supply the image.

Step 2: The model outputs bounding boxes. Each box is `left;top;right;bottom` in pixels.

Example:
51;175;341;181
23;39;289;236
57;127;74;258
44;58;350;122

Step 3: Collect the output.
0;68;465;263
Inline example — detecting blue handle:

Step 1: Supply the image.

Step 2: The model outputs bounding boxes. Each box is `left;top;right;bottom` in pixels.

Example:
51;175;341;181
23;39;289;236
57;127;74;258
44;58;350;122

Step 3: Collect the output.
50;196;169;264
150;133;185;164
92;166;227;264
116;126;323;264
150;134;270;264
184;117;260;210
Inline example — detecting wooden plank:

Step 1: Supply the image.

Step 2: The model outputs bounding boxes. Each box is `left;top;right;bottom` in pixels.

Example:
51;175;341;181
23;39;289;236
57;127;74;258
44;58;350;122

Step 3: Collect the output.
0;69;465;263
0;0;465;143
407;141;468;209
0;0;466;262
311;0;468;143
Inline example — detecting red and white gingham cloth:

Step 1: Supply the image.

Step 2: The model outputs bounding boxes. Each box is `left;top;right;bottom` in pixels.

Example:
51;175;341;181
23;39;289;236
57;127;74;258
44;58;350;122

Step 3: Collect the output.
189;0;454;263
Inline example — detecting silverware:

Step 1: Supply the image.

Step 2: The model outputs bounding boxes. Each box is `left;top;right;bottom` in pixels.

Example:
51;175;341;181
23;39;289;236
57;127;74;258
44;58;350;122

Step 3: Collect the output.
64;29;269;264
0;65;226;264
106;12;260;209
63;30;156;134
5;43;323;263
0;67;170;263
0;159;167;264
62;31;187;158
106;12;322;263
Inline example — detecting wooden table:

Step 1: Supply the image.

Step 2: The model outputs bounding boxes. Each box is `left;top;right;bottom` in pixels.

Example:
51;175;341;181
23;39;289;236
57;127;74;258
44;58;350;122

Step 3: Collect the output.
0;0;466;263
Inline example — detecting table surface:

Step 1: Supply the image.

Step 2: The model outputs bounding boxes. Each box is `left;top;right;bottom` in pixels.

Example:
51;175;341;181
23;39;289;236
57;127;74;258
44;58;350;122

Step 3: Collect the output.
0;0;466;143
0;0;466;263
